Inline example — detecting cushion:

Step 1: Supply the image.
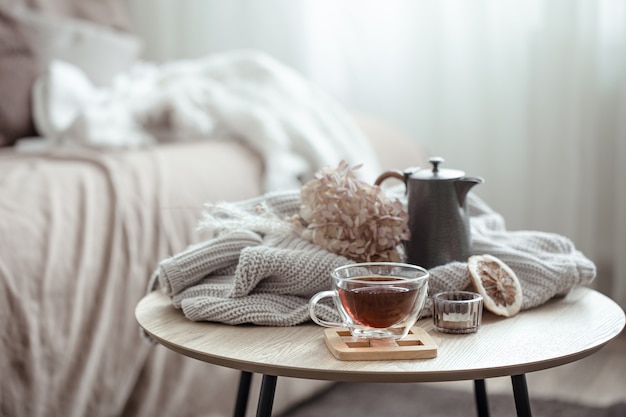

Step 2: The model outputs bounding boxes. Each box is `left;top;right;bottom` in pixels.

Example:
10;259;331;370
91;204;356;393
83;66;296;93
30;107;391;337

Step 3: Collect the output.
10;5;143;87
0;6;38;147
20;0;132;31
0;3;142;146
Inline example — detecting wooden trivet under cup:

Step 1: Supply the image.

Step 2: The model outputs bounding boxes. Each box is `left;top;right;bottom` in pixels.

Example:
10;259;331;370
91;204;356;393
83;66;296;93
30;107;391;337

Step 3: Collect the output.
323;326;437;361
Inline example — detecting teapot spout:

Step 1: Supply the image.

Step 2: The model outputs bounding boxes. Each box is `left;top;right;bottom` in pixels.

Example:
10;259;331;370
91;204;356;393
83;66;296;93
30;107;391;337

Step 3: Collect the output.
455;177;484;206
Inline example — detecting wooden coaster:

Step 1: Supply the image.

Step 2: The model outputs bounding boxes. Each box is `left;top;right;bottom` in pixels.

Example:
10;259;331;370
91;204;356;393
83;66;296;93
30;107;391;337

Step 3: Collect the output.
323;326;437;361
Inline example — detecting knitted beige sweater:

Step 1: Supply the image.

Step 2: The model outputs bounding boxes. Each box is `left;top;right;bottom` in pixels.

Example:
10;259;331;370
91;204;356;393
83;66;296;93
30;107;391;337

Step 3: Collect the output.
149;186;596;326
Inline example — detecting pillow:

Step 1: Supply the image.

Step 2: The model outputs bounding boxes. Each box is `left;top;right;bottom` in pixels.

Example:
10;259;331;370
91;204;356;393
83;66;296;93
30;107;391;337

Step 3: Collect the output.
0;5;38;147
0;4;142;146
10;5;143;87
20;0;132;31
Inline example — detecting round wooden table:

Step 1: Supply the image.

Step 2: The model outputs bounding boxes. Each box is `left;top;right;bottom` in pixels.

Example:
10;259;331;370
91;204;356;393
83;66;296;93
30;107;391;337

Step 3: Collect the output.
136;286;625;417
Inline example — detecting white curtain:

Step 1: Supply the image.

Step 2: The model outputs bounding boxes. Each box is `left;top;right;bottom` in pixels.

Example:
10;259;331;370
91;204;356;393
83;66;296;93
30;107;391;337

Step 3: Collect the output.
127;0;626;308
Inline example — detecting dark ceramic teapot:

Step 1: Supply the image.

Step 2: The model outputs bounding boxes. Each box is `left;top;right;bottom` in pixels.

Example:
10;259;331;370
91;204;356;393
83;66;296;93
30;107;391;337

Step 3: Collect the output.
376;157;483;269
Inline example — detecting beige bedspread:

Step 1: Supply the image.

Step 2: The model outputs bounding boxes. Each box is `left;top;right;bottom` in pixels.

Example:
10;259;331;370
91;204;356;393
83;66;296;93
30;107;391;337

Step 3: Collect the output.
0;140;329;417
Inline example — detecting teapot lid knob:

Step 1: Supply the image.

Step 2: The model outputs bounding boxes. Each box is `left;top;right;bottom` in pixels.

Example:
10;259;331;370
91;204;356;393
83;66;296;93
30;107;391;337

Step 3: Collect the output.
410;156;465;180
429;156;444;173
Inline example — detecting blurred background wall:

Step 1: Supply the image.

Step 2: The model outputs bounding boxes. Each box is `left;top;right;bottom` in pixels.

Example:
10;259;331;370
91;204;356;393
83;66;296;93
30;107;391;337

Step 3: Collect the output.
127;0;626;308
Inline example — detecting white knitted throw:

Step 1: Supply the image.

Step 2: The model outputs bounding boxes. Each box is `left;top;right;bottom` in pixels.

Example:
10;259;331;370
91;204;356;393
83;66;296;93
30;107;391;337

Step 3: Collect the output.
30;50;382;190
150;186;596;326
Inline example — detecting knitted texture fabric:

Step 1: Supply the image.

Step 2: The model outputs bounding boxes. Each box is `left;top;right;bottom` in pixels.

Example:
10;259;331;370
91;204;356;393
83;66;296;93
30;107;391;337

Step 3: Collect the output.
170;233;351;326
150;186;596;326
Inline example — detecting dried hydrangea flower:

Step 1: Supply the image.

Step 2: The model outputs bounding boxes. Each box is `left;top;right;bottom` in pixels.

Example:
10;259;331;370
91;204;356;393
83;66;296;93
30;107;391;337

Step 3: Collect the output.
293;160;409;262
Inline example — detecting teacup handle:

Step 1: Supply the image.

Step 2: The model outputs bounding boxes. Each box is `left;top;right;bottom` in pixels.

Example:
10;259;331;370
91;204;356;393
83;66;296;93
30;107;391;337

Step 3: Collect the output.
308;290;345;328
374;170;405;186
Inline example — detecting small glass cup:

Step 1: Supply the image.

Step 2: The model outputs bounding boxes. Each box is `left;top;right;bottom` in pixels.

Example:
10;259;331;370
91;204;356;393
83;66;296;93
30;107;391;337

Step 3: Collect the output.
309;262;429;340
432;291;483;334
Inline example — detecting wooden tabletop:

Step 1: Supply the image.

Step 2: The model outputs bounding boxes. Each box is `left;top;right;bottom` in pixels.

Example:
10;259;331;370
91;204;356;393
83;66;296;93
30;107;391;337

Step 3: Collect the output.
136;287;625;383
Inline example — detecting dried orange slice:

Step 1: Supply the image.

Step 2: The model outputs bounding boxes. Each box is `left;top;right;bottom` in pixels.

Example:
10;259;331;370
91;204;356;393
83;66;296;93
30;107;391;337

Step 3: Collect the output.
468;254;522;317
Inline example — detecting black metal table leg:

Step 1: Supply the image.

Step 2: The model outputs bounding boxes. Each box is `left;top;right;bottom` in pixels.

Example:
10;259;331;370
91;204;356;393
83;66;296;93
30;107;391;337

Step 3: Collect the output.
233;371;253;417
511;374;533;417
474;379;490;417
255;375;278;417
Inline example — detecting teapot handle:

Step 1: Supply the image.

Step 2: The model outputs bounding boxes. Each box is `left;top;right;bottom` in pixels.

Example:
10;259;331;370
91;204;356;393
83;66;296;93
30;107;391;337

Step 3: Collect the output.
374;170;405;186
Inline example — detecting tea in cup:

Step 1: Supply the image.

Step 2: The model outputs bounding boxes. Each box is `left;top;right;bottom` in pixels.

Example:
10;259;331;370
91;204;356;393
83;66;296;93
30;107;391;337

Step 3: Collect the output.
309;262;429;339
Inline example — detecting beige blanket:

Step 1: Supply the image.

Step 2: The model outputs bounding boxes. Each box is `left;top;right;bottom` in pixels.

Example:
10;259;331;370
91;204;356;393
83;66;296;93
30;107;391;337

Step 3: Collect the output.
0;140;329;417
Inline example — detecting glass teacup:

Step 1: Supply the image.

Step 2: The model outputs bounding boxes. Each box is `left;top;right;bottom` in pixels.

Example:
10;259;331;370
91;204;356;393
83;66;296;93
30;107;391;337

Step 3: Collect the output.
309;262;429;340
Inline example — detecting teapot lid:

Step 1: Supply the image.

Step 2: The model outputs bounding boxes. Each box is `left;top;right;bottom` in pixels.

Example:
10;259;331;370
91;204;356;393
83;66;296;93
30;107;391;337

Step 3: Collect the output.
410;157;465;180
